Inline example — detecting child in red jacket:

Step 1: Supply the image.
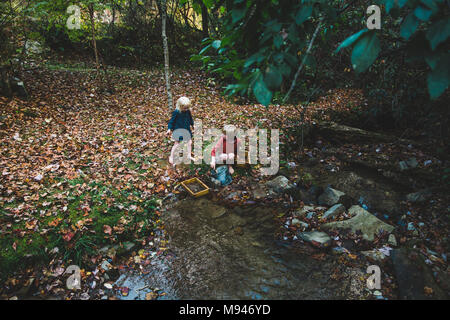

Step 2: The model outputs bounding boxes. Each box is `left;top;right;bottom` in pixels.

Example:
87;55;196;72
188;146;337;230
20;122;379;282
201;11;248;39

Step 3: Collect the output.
210;125;241;175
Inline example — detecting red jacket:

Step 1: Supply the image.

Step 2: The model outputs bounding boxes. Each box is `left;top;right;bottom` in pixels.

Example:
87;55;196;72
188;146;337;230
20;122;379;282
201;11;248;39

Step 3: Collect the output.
211;135;240;157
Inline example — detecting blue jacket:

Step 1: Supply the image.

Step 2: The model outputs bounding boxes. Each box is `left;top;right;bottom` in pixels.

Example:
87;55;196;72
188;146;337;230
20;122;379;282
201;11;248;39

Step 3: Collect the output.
168;110;193;134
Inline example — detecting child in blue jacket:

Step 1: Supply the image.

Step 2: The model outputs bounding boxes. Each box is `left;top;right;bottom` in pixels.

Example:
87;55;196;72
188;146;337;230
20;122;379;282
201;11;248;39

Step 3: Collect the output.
167;96;194;166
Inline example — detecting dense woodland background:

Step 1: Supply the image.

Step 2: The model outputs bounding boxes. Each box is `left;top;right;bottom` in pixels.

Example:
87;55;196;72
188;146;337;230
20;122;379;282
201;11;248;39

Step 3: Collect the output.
1;0;449;137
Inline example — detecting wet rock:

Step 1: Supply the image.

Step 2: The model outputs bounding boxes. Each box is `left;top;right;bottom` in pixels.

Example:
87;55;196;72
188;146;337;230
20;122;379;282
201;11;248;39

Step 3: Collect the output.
265;175;293;194
399;161;408;171
292;218;308;229
322;205;395;242
80;292;90;300
318;187;345;206
323;204;345;220
101;260;112;272
299;231;332;247
210;206;227;219
391;248;448;299
251;186;267;199
406;157;418;168
361;250;387;262
399;157;418;171
293;205;316;218
332;246;348;255
406;189;432;203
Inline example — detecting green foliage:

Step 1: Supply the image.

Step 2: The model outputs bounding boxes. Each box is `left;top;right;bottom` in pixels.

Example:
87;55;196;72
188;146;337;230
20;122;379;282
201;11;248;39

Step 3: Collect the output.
337;0;449;99
350;30;380;73
194;0;449;105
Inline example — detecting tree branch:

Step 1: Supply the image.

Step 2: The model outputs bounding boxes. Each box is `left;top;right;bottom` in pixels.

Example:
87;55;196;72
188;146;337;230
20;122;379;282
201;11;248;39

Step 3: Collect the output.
283;18;323;103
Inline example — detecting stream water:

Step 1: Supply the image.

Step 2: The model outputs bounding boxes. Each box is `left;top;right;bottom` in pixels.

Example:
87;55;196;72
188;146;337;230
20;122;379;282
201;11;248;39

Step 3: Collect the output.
115;197;351;300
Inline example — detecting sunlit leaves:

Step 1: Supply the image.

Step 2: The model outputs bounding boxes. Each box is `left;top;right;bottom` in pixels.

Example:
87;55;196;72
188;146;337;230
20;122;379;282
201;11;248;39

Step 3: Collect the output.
350;31;380;73
336;29;380;74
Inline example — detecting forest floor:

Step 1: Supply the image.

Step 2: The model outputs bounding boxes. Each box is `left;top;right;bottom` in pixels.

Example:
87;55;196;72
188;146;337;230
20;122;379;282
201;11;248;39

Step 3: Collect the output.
0;60;449;300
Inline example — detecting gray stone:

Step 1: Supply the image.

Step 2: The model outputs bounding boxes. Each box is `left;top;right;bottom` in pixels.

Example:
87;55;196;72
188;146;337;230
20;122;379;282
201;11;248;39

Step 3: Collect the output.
299;231;332;247
211;206;227;218
406;189;432;203
293;205;316;218
101;260;112;272
406;157;418;168
252;186;267;199
265;176;293;193
99;246;110;254
318;187;345;206
306;212;316;219
299;221;309;229
399;158;419;171
322;205;395;242
292;218;308;229
323;204;345;220
399;161;409;171
361;250;387;262
123;241;135;252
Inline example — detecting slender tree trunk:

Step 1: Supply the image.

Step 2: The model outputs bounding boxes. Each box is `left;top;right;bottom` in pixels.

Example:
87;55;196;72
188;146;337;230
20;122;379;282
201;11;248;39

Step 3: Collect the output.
88;3;113;93
200;1;209;38
88;4;100;69
159;0;173;109
283;19;322;103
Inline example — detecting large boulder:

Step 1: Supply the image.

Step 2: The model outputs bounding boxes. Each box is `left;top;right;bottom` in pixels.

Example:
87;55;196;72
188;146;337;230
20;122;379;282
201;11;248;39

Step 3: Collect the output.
318;187;345;206
322;205;394;242
265;175;293;194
